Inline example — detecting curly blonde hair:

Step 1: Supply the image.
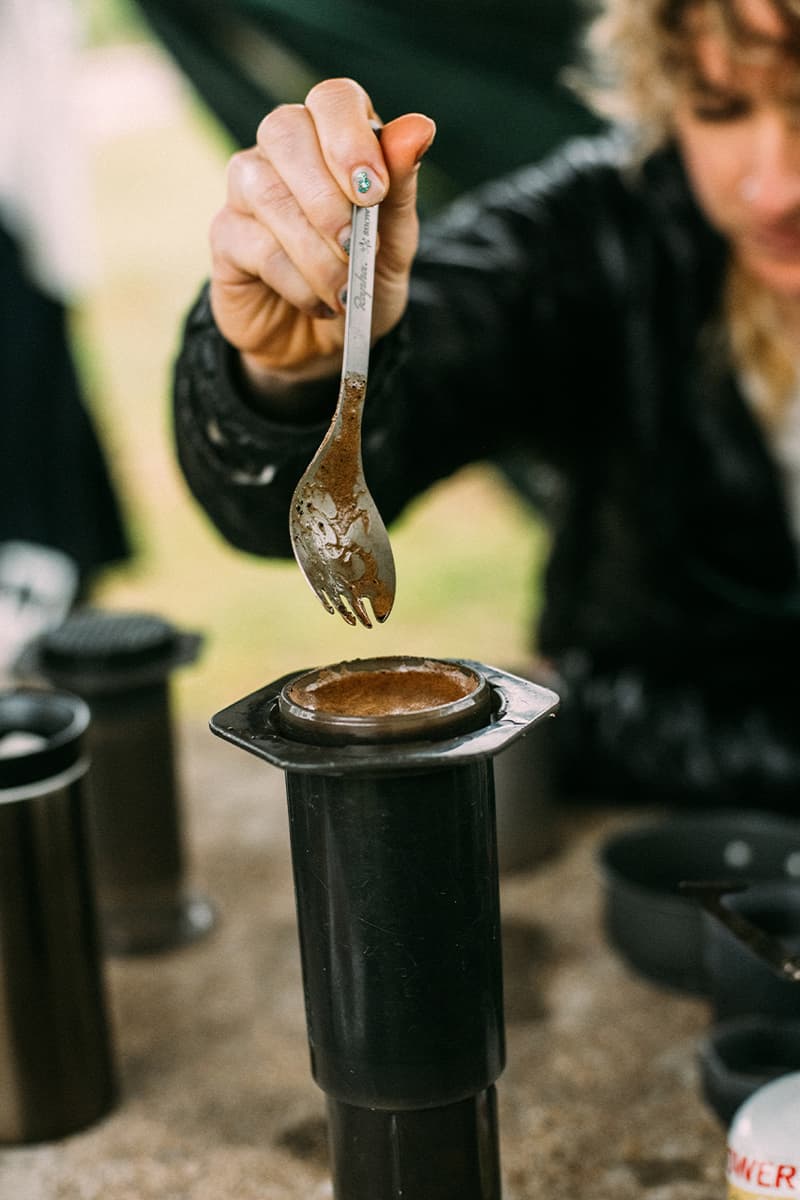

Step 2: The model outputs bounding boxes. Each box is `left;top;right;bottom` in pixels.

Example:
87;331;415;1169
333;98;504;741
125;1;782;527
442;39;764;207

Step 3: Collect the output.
576;0;800;419
577;0;800;150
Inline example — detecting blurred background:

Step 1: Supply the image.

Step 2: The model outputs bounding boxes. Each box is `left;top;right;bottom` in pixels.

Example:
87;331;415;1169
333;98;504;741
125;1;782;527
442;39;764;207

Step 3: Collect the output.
74;0;552;718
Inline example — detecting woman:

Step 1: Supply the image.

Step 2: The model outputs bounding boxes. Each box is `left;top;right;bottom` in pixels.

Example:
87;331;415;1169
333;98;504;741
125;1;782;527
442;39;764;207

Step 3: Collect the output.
174;0;800;809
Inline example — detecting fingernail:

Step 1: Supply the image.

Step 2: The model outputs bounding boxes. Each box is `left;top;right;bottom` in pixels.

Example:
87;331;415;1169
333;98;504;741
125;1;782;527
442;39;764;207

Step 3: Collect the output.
339;286;347;308
352;168;384;199
337;226;351;255
415;124;437;165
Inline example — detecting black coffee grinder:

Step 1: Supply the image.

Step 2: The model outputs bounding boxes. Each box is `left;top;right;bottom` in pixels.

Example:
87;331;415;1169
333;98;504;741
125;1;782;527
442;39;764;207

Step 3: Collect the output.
211;655;558;1199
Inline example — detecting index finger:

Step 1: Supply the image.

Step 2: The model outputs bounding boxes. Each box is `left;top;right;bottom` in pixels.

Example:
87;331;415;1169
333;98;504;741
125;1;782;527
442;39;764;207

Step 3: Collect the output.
303;78;388;205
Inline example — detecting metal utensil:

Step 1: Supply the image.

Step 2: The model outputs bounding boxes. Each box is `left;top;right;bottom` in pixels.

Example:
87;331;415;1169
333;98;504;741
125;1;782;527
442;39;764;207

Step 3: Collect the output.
289;203;395;628
680;880;800;984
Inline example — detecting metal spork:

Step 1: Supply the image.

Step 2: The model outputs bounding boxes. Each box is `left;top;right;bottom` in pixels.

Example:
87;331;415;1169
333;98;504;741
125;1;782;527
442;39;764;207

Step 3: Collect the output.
288;202;396;628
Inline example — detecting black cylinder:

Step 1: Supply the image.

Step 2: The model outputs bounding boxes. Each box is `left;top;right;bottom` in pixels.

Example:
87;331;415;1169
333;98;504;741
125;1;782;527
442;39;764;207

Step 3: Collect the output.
210;658;559;1200
19;610;214;954
327;1088;501;1200
286;758;503;1108
0;688;116;1143
81;680;194;951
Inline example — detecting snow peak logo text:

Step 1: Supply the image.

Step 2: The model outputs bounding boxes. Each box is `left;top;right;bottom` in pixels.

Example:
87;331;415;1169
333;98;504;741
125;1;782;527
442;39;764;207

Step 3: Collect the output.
352;208;374;312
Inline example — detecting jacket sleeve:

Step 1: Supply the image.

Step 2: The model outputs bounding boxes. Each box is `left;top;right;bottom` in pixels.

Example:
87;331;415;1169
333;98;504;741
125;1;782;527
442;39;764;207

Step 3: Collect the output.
172;135;634;558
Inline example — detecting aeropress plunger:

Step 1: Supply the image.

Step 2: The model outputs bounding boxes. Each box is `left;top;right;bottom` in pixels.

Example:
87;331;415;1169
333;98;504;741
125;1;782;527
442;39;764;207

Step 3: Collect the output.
18;610;215;954
211;655;558;1199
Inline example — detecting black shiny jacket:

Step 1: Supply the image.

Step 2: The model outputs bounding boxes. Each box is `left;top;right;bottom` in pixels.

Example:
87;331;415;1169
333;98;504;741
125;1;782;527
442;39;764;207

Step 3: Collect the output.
173;134;800;808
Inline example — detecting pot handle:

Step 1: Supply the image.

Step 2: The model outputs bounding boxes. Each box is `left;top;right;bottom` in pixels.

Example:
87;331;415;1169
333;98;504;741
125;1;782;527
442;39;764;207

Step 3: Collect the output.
679;880;800;985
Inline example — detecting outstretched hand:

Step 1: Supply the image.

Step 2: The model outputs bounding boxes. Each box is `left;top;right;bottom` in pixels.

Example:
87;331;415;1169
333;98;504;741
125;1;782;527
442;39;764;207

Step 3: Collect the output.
209;78;436;388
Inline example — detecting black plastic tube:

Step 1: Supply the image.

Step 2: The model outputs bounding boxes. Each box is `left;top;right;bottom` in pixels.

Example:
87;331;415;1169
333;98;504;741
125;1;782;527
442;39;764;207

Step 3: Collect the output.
286;758;503;1198
286;759;503;1109
20;611;212;954
326;1088;501;1200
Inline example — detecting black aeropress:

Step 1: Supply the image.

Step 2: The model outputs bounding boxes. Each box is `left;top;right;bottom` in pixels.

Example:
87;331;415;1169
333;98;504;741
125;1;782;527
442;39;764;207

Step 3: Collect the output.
18;610;215;955
211;655;558;1199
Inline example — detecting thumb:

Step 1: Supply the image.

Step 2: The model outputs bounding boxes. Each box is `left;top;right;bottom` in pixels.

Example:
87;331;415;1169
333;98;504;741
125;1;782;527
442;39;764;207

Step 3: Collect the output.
375;113;436;271
380;112;437;176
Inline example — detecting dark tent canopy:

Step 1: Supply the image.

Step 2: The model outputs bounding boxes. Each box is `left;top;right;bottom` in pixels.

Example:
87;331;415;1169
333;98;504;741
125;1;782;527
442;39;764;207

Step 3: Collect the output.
134;0;602;205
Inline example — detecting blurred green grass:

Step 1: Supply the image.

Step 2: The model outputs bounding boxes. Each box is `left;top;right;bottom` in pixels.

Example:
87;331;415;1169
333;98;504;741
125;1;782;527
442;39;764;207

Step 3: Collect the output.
84;0;148;45
75;35;548;718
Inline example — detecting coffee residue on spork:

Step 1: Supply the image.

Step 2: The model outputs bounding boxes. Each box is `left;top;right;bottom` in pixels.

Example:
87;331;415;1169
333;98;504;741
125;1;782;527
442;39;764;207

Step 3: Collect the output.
292;372;393;623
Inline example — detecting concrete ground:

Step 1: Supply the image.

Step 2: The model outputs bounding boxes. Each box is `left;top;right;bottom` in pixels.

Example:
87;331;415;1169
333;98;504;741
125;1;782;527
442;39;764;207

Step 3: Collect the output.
0;721;727;1200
